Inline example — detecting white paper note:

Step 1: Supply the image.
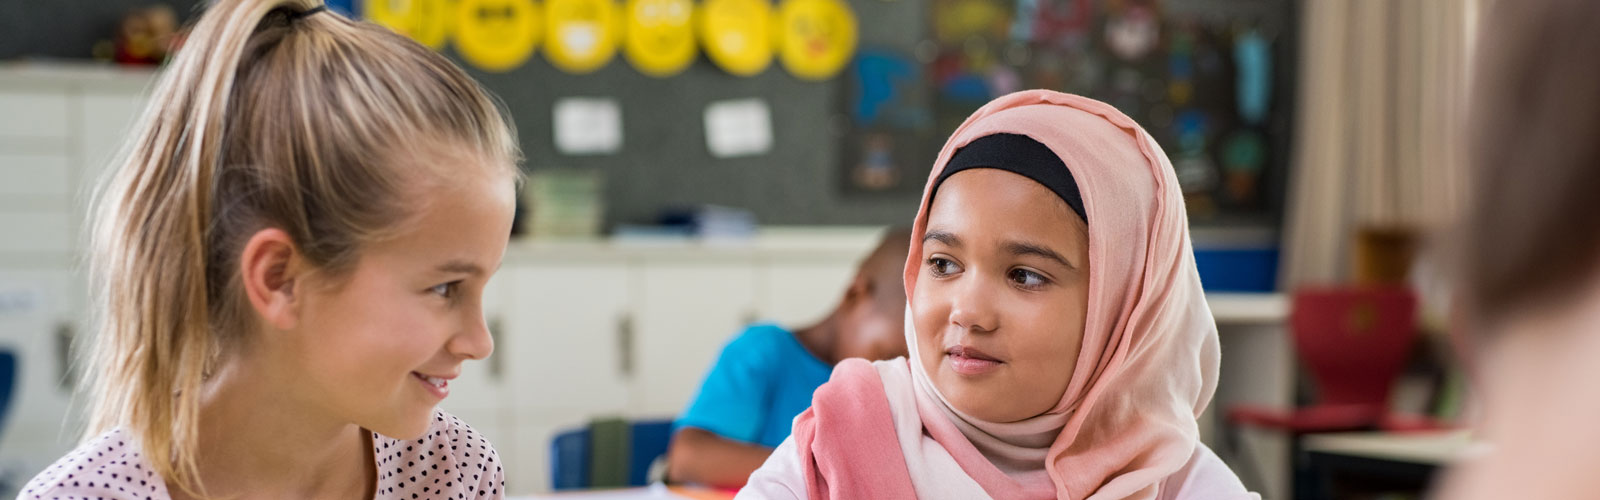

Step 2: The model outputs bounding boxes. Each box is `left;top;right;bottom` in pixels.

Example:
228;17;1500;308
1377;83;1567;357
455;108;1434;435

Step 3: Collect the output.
554;97;623;155
704;98;773;158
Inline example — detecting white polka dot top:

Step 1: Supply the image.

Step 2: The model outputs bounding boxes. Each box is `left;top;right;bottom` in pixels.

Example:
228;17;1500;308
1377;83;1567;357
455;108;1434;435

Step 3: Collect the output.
18;410;505;500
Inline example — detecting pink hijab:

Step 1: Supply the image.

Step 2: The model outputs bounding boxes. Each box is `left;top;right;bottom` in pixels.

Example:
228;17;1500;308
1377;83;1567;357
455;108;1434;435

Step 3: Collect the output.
792;90;1220;500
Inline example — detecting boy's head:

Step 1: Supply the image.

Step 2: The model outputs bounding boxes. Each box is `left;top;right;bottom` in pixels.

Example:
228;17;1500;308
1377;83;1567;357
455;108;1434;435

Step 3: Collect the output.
832;227;914;362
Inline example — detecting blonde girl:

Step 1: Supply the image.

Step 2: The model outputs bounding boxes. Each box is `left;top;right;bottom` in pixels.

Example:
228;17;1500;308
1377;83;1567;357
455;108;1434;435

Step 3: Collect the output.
21;1;520;498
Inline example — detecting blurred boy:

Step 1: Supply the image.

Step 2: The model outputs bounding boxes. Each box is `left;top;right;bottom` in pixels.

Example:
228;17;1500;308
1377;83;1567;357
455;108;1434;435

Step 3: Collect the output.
666;227;912;488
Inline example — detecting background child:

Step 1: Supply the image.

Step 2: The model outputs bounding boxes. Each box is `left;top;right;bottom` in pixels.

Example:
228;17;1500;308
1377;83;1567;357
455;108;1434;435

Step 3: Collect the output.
20;1;520;498
741;91;1256;499
666;227;912;488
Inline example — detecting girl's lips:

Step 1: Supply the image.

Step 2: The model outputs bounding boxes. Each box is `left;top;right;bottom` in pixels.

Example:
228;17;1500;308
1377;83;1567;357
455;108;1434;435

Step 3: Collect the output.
946;345;1000;361
945;345;1003;375
412;371;452;399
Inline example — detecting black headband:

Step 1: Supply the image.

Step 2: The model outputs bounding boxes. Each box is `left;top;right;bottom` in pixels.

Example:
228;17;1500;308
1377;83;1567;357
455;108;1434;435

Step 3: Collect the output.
930;133;1087;224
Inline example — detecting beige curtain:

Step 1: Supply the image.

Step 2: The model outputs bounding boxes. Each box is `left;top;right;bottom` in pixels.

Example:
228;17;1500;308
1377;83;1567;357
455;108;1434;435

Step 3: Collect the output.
1280;0;1480;286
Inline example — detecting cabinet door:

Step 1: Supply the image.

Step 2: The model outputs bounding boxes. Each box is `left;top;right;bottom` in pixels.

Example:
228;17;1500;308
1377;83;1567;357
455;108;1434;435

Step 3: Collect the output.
0;90;69;139
0;268;81;475
632;261;757;417
78;91;150;187
501;264;633;416
74;91;154;258
0;153;73;255
0;154;71;199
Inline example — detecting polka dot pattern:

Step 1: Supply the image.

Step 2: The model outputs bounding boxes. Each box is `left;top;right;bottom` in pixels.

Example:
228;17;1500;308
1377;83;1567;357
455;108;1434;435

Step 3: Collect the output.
374;411;505;499
15;430;169;500
19;410;506;500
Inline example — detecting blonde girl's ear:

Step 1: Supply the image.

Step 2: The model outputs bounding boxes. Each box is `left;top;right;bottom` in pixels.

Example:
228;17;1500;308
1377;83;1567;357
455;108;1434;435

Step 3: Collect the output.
239;227;307;331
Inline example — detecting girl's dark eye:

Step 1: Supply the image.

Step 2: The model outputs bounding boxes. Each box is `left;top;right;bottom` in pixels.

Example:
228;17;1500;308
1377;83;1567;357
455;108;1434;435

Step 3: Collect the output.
928;257;961;277
1008;268;1049;289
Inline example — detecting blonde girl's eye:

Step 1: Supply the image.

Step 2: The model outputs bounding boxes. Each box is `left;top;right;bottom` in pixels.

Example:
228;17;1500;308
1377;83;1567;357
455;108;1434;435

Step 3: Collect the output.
429;281;462;299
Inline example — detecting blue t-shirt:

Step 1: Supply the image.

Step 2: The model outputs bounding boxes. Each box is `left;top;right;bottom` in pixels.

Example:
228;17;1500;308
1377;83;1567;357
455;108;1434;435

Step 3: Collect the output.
675;324;833;448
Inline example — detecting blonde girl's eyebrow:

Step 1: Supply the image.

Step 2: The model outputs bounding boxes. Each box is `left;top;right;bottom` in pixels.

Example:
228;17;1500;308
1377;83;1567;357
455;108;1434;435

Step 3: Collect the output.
435;260;487;277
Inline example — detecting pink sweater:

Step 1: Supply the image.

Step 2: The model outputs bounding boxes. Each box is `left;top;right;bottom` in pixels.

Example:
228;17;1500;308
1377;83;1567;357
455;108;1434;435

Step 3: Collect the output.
18;410;504;500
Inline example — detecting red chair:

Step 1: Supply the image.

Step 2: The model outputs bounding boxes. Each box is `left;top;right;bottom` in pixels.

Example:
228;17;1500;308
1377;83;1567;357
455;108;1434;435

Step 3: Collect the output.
1228;286;1427;433
1226;287;1455;497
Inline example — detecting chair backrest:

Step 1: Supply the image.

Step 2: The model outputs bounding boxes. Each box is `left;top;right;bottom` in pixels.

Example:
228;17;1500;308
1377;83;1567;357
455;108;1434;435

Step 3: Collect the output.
628;419;674;486
550;428;591;491
550;417;678;490
0;350;14;441
1290;286;1419;409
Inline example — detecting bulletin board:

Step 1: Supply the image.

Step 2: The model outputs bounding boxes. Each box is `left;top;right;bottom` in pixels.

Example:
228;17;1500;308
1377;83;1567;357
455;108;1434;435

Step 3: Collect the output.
838;0;1300;227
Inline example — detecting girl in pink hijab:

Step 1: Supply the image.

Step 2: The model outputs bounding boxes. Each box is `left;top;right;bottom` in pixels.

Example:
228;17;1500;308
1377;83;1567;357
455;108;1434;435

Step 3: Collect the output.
738;90;1256;500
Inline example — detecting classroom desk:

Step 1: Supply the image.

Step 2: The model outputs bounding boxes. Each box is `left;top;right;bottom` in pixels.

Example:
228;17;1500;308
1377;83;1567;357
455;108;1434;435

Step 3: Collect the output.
1207;292;1290;324
1304;430;1475;465
514;485;735;500
1302;431;1476;499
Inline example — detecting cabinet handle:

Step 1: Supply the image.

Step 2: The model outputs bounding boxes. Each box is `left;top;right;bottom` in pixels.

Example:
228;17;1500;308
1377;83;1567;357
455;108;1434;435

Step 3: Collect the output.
617;313;634;379
487;316;504;382
55;321;74;392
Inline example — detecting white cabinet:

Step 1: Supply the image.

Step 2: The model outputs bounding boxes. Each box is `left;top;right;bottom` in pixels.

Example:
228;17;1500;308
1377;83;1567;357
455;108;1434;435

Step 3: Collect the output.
74;90;154;241
502;264;634;416
0;268;82;477
0;65;155;491
0;213;74;254
0;66;154;261
485;263;640;496
0;91;69;139
77;91;150;187
632;261;758;417
0;154;72;198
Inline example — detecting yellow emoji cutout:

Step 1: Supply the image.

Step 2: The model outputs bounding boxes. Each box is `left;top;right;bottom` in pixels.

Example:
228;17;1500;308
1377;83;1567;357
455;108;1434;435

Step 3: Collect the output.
454;0;542;72
623;0;696;77
697;0;774;76
365;0;454;49
544;0;622;74
776;0;855;80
